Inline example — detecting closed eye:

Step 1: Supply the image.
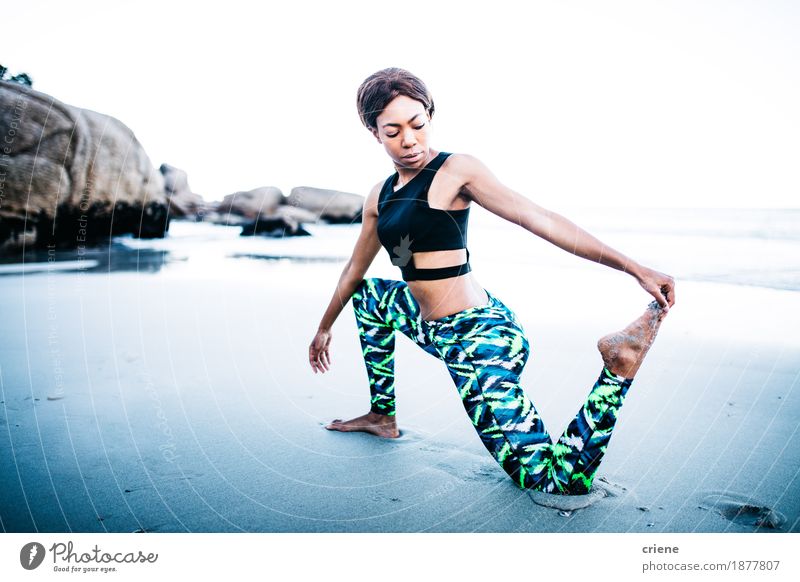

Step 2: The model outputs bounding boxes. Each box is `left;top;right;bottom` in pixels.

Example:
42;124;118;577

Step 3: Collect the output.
386;124;425;138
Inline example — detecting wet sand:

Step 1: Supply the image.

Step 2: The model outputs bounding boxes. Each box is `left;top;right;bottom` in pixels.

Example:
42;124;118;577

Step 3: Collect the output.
1;233;798;533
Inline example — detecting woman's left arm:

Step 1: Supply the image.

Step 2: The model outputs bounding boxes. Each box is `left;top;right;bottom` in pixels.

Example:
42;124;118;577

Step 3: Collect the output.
457;154;676;311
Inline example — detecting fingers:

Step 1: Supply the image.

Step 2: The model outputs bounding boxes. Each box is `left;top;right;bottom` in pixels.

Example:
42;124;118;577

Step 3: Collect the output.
309;332;332;373
652;277;675;320
309;346;325;373
317;351;329;372
639;268;675;313
661;277;676;307
308;345;317;373
309;347;331;373
322;348;331;369
651;285;669;310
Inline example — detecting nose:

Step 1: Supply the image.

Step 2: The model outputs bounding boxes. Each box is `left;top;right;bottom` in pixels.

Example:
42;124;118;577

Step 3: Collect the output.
401;127;417;147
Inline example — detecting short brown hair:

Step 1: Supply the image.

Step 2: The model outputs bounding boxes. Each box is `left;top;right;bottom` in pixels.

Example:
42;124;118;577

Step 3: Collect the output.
356;67;435;132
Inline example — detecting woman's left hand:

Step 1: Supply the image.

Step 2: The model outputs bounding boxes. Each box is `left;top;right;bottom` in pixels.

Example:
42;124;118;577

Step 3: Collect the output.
635;266;676;315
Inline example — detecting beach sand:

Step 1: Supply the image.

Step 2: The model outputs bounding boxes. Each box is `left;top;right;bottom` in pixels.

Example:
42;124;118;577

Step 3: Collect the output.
1;223;798;533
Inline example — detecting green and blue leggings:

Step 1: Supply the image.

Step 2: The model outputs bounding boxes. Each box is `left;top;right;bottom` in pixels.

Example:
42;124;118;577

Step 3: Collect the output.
351;277;634;495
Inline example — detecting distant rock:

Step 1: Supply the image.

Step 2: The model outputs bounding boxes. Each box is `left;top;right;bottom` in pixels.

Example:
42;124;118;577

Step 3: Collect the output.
0;80;169;253
159;163;204;218
215;187;285;221
240;205;317;237
198;209;249;227
286;186;363;224
208;185;363;237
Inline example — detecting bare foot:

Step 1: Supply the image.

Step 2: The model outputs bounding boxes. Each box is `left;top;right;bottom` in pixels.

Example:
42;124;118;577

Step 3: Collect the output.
325;411;400;438
597;300;667;380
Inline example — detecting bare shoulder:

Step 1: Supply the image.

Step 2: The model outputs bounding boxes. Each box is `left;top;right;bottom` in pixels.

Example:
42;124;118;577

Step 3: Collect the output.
443;152;491;183
441;152;497;204
439;152;546;230
362;180;384;219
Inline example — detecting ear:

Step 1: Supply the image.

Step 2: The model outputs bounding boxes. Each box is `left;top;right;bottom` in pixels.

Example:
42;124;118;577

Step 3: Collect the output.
370;128;382;143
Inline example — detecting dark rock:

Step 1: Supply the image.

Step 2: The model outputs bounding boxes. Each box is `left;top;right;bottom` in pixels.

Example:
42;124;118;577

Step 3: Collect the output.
0;80;169;254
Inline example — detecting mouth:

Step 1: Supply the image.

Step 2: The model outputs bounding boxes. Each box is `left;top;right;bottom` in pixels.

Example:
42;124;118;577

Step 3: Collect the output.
402;151;422;161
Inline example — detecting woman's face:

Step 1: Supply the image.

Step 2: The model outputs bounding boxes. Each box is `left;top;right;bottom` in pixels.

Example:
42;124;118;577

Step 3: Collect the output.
371;94;432;168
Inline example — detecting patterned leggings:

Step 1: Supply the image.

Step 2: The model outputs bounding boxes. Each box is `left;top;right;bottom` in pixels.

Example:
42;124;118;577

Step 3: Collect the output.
351;277;634;495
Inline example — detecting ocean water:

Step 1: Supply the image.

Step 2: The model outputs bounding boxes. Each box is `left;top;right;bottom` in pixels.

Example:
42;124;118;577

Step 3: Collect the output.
1;207;798;293
525;207;800;292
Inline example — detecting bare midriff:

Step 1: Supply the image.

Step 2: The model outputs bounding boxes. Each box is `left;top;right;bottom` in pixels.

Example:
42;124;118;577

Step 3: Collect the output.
392;153;489;322
406;248;489;322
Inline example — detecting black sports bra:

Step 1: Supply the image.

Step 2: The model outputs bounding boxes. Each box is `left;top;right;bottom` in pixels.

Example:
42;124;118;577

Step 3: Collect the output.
376;151;471;281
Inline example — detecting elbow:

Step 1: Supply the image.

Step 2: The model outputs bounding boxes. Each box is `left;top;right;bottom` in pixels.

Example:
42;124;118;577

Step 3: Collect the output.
343;260;366;283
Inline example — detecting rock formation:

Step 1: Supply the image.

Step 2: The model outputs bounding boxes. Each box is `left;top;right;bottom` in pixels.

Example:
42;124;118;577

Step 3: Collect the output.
0;80;366;250
216;186;284;221
209;185;363;236
159;163;204;218
0;80;169;253
286;186;363;224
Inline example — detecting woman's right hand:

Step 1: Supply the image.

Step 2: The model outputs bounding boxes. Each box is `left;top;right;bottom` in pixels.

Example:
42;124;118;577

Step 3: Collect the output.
309;328;332;373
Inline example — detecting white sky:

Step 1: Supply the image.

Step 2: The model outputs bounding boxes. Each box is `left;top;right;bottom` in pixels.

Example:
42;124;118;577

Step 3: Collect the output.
4;0;799;208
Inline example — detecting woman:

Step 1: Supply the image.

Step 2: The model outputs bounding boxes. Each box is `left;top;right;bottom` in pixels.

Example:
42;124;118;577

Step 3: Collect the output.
308;67;675;495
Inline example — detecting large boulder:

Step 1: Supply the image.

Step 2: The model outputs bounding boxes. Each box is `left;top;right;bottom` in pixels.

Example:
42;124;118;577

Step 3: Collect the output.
286;186;363;224
159;163;204;218
0;80;169;253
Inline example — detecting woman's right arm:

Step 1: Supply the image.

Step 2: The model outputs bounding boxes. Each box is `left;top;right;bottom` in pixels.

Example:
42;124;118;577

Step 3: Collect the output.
309;183;383;373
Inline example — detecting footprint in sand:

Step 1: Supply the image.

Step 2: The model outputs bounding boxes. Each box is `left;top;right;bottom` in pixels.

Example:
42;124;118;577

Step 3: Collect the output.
391;426;431;443
698;491;786;530
319;422;431;442
526;477;628;512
